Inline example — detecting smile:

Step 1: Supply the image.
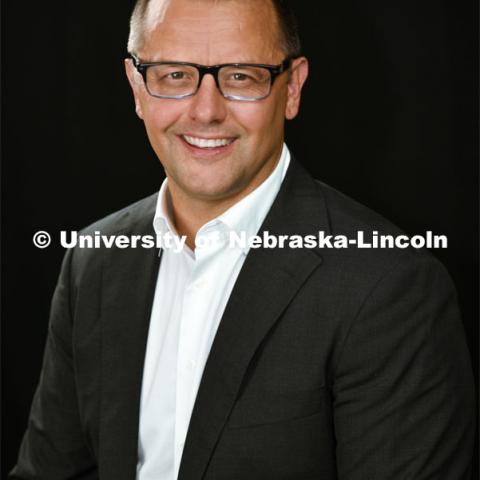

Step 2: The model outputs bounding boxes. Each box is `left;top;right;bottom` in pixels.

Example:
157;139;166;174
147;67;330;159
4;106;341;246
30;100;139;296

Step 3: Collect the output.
182;135;235;149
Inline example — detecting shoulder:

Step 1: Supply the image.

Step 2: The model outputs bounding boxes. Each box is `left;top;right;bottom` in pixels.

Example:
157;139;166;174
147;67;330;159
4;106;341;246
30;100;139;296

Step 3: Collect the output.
67;192;158;277
315;179;405;238
280;159;448;284
79;192;158;236
307;177;453;299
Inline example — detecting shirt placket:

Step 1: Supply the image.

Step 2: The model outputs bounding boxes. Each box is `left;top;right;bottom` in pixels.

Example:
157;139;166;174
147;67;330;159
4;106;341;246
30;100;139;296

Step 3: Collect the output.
173;230;220;477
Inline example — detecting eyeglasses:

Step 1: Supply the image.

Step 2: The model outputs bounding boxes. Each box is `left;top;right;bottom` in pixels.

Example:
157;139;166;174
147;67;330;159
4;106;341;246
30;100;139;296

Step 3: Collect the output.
130;54;291;101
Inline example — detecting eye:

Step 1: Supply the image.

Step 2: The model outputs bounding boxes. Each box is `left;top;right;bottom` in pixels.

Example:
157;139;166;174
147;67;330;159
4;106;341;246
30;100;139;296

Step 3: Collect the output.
224;68;265;83
232;72;249;81
169;71;186;80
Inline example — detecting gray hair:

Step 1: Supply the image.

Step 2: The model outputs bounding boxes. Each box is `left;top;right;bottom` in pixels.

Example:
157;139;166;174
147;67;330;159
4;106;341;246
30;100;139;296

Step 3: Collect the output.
127;0;301;59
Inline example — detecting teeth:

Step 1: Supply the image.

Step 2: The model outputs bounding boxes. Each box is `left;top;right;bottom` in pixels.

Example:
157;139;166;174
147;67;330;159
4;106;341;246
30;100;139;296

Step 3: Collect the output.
183;135;234;148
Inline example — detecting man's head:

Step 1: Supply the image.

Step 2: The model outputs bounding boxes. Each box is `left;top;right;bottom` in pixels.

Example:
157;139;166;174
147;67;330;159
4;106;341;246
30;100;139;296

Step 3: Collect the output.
125;0;308;207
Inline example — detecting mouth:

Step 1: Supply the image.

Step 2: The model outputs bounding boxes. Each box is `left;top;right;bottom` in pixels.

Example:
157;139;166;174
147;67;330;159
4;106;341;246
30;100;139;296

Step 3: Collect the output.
183;135;235;148
179;134;237;157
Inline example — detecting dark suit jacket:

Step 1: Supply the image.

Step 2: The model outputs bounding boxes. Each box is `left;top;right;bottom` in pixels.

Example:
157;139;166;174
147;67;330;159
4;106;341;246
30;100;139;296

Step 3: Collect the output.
11;159;475;479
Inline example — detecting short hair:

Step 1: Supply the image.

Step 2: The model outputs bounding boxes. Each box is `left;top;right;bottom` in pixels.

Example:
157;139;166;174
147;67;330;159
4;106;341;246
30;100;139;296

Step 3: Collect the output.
127;0;301;59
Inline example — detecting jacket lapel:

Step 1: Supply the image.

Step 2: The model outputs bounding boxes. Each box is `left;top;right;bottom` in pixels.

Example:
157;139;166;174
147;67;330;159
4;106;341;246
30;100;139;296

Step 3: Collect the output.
98;198;161;480
178;160;330;480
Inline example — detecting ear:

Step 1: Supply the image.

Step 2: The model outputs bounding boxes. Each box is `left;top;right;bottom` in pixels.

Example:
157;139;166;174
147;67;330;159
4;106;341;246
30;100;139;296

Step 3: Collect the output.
285;56;309;120
124;58;145;119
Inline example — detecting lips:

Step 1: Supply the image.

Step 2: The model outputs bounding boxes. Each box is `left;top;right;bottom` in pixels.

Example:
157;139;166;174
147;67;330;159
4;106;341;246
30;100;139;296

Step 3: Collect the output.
181;135;236;149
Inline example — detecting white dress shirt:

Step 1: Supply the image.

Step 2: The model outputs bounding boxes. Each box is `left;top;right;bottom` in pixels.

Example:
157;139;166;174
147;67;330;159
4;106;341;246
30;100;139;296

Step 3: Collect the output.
136;144;290;480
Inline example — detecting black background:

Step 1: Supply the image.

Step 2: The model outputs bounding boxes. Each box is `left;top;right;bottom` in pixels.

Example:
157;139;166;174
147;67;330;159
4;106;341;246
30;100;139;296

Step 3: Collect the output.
2;0;478;476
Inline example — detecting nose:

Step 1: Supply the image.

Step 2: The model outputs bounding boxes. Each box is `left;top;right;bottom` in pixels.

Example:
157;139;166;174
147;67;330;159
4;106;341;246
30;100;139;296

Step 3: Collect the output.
188;73;227;124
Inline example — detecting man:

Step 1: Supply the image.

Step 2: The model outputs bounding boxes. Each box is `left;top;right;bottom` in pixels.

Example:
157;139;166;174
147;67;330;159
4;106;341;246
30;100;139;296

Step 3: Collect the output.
10;0;475;479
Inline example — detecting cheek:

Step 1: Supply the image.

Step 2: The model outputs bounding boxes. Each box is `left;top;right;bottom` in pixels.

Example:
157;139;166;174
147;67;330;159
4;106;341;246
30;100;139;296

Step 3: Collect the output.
231;101;283;138
142;100;185;139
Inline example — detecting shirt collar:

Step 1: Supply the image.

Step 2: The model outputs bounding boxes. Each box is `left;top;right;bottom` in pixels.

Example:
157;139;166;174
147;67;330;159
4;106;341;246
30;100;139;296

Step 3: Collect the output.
153;179;177;238
215;143;290;252
153;143;291;254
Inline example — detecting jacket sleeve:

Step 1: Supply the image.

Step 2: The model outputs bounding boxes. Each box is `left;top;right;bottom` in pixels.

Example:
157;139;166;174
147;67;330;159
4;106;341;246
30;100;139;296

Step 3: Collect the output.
332;254;476;479
9;249;98;480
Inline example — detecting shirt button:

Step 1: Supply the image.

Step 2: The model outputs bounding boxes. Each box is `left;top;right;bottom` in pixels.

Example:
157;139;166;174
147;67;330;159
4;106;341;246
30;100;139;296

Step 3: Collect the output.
193;279;205;290
187;360;196;370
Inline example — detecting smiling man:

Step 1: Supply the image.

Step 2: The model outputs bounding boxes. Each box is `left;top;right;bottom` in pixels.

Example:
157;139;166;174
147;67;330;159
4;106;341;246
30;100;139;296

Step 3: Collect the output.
10;1;475;479
125;0;307;248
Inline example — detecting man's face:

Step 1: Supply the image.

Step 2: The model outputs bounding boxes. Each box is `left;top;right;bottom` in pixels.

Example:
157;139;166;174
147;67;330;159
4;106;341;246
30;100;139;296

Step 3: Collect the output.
126;0;308;205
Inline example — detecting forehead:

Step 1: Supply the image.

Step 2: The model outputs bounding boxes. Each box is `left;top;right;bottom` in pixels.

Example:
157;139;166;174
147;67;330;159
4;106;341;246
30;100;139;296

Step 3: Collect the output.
140;0;283;64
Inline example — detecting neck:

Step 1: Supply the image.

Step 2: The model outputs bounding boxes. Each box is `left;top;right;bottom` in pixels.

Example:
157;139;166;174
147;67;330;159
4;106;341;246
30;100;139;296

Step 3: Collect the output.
167;184;253;250
166;151;283;249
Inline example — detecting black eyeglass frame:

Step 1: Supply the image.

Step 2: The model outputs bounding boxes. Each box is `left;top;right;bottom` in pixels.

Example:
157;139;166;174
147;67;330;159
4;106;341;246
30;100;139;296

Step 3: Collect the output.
129;54;292;101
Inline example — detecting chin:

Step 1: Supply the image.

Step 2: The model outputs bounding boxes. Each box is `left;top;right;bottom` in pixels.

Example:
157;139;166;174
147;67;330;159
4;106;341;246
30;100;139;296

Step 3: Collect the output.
178;169;243;197
183;177;242;201
186;185;237;201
